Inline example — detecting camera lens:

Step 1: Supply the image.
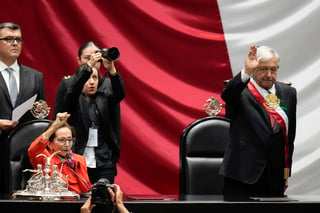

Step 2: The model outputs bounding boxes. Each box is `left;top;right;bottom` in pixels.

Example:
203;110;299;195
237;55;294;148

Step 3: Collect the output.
106;47;120;61
100;47;120;61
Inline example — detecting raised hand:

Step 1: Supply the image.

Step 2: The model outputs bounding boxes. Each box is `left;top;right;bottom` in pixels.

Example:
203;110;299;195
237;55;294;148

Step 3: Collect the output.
244;44;261;75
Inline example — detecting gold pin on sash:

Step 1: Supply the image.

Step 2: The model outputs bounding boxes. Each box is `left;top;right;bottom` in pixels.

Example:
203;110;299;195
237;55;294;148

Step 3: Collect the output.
284;168;290;179
264;93;280;110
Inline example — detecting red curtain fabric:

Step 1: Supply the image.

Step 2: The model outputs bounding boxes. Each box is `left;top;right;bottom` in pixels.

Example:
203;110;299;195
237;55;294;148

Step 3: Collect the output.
0;0;232;194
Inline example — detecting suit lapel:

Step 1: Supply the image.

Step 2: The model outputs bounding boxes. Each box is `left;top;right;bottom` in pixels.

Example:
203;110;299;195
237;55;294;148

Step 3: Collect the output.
246;88;273;129
0;72;13;107
275;83;291;118
275;83;287;106
16;65;29;106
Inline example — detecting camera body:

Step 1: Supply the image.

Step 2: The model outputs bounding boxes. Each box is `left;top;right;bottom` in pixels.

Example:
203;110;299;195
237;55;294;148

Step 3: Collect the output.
91;178;114;206
98;47;120;61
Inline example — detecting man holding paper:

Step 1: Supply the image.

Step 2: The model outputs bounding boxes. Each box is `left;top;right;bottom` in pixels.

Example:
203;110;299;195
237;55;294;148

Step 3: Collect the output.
0;22;46;195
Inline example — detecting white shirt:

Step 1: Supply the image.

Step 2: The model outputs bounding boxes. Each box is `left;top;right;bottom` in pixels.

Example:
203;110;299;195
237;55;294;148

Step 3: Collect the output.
83;147;96;168
0;60;20;93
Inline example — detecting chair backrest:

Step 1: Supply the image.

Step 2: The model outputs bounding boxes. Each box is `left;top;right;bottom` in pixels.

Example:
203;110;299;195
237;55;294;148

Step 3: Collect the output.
179;116;230;195
6;119;51;194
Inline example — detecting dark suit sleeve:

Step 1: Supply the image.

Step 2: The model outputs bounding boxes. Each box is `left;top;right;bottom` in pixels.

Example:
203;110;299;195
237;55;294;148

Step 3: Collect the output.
221;71;249;108
64;64;92;109
108;72;125;153
53;78;68;119
37;72;46;101
109;72;126;104
18;65;47;121
288;86;297;175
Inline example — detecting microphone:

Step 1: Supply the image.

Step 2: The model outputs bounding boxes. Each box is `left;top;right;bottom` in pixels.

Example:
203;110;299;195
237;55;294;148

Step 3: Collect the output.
65;153;75;169
65;153;91;192
66;153;71;160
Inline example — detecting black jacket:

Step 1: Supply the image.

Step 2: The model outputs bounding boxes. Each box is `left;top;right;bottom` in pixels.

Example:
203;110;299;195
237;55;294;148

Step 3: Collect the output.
219;72;297;184
61;64;125;165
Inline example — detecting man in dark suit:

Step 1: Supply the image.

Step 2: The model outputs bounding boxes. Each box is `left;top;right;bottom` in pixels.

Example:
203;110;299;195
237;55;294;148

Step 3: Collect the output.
0;22;46;195
220;45;297;201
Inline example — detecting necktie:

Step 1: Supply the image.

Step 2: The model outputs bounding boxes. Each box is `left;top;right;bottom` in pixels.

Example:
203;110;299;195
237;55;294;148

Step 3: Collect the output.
5;67;18;107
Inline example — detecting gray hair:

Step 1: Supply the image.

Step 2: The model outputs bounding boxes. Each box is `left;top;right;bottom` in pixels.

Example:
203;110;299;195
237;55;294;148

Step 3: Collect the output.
256;45;280;64
0;22;21;33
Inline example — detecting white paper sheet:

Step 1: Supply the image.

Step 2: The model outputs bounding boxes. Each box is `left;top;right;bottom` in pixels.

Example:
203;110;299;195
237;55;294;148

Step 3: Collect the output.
12;94;37;121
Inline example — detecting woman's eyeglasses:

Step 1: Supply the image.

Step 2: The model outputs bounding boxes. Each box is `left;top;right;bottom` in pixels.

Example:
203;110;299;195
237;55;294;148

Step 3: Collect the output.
54;138;75;146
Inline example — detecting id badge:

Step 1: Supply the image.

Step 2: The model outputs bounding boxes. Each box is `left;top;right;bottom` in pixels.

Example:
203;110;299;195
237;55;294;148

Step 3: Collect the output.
87;127;98;147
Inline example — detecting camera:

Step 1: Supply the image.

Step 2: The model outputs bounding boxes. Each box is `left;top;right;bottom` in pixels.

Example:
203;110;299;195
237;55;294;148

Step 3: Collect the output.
91;178;114;206
97;47;120;61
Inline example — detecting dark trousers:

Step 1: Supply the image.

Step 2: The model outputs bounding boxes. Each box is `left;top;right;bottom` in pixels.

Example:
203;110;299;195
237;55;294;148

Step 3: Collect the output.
0;133;9;197
223;166;285;201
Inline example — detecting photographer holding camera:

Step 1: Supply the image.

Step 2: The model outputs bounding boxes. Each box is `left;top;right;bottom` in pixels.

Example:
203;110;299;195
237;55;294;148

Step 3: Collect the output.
81;183;129;213
53;41;125;185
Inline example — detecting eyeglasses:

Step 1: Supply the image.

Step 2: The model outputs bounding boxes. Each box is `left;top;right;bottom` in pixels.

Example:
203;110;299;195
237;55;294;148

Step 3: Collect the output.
0;36;24;44
54;137;75;146
257;66;278;74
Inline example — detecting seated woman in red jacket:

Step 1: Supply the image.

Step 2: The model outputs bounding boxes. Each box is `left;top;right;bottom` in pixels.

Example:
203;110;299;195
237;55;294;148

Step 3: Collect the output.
28;112;91;194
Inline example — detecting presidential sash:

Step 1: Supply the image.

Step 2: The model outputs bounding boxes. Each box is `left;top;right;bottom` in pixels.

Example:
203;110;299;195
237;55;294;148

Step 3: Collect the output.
247;79;290;179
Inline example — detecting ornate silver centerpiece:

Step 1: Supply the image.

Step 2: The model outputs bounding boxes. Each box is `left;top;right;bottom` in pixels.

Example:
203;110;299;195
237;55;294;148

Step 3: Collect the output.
12;151;80;200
